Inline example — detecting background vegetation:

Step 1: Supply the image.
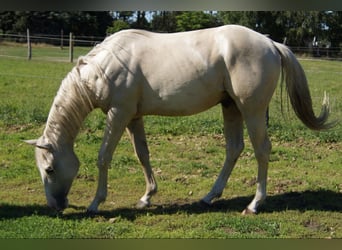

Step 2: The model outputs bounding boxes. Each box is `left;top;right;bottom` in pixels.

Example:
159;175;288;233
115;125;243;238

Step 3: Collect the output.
0;11;341;50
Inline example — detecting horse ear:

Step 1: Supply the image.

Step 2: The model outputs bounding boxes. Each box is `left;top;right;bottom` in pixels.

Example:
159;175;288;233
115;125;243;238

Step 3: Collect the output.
24;139;38;146
24;139;53;151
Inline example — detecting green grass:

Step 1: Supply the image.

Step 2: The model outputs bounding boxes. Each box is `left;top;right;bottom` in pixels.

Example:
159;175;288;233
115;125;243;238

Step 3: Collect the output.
0;42;91;61
0;51;341;238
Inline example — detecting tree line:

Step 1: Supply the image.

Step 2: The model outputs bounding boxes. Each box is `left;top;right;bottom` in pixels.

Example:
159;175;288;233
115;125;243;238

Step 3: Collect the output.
1;11;341;49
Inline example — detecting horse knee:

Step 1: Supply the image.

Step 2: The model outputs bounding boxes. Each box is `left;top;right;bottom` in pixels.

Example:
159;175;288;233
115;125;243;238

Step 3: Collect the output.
254;138;271;162
264;138;272;153
228;140;244;162
236;141;245;156
97;151;113;169
136;151;150;166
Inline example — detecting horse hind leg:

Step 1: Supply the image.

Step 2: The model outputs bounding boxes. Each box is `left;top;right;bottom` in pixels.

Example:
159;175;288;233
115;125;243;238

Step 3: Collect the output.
126;117;157;208
201;101;244;205
242;110;272;214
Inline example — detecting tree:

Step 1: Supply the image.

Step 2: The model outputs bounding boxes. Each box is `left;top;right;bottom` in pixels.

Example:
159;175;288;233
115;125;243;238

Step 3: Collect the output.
106;20;130;34
218;11;257;28
111;11;134;23
107;11;151;33
323;11;342;48
218;11;331;46
60;12;113;37
151;11;178;32
0;11;113;37
175;12;222;32
1;10;340;56
278;11;320;46
0;11;17;33
131;11;150;30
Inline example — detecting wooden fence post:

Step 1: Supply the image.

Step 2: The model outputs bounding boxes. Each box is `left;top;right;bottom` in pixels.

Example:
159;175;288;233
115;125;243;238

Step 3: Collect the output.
27;29;32;60
69;32;74;63
60;29;64;50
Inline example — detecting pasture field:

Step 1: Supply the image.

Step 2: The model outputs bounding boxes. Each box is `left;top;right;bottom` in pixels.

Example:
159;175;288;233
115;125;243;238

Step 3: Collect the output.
0;50;341;238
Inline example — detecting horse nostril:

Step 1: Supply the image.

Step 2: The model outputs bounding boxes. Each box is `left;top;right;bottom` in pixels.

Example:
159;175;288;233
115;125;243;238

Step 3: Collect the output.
47;196;68;211
47;200;58;210
56;198;68;211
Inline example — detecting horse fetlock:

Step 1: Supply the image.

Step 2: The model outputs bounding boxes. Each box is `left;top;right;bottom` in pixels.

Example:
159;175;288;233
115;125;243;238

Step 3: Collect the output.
199;199;212;208
149;183;158;196
199;198;212;206
201;190;222;205
241;208;257;215
136;199;150;209
87;203;99;214
88;193;106;213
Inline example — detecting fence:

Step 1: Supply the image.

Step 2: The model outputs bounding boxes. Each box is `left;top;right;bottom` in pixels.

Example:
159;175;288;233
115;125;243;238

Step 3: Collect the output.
0;30;105;62
290;46;342;59
0;31;342;62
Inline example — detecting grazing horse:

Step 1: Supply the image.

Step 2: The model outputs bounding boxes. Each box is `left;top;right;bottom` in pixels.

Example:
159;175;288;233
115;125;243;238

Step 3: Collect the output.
26;25;333;214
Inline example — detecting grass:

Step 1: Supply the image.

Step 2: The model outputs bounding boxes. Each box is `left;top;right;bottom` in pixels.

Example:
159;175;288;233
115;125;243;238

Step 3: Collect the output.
0;42;90;62
0;48;341;238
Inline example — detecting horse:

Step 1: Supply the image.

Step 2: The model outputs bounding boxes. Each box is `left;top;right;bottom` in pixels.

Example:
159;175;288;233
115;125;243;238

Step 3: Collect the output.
25;25;333;214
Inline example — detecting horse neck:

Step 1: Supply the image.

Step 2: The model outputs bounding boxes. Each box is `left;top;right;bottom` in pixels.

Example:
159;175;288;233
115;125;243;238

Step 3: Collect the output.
43;68;95;148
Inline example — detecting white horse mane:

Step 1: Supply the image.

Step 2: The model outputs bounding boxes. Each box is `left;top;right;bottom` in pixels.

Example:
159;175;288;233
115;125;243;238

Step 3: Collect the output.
44;58;98;148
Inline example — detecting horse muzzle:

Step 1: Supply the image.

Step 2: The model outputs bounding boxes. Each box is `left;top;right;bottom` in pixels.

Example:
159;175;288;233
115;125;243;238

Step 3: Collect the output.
47;196;69;211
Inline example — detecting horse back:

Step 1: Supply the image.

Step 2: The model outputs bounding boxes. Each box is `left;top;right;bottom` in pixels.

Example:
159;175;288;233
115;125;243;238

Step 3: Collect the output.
90;25;281;116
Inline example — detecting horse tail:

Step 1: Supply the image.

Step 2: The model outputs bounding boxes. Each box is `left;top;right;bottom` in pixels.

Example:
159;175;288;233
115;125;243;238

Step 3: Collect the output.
272;42;335;130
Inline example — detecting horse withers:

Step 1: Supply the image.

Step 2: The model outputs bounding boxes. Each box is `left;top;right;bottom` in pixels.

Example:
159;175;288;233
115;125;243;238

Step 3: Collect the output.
26;25;334;214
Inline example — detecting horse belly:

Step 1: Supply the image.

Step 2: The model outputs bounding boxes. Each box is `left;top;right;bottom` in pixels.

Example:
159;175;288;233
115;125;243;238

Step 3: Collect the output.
139;82;225;116
133;32;226;116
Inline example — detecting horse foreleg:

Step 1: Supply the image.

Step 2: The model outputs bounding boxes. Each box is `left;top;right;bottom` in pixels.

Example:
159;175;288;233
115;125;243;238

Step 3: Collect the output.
201;103;244;205
126;117;157;208
87;107;131;213
242;112;271;214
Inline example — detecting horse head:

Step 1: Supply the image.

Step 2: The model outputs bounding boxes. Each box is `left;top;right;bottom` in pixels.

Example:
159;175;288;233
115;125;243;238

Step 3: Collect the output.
25;136;79;211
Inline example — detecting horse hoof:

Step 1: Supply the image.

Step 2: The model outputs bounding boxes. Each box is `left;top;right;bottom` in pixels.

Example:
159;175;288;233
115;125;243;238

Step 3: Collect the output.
136;200;150;209
86;207;99;215
198;199;211;208
241;208;256;215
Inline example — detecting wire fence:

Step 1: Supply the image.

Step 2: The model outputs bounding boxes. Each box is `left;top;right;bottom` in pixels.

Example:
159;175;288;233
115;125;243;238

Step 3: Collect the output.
0;32;104;46
290;46;342;59
1;32;342;62
0;32;104;62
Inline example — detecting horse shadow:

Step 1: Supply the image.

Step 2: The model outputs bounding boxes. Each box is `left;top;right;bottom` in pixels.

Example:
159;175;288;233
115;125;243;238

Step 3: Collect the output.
0;189;341;221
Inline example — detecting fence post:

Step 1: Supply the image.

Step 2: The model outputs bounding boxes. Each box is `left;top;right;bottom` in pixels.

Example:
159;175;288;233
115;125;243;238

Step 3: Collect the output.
69;32;74;63
27;29;32;60
60;29;64;50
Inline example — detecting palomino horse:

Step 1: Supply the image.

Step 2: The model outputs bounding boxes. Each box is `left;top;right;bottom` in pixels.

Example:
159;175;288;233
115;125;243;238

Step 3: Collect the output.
26;25;333;214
